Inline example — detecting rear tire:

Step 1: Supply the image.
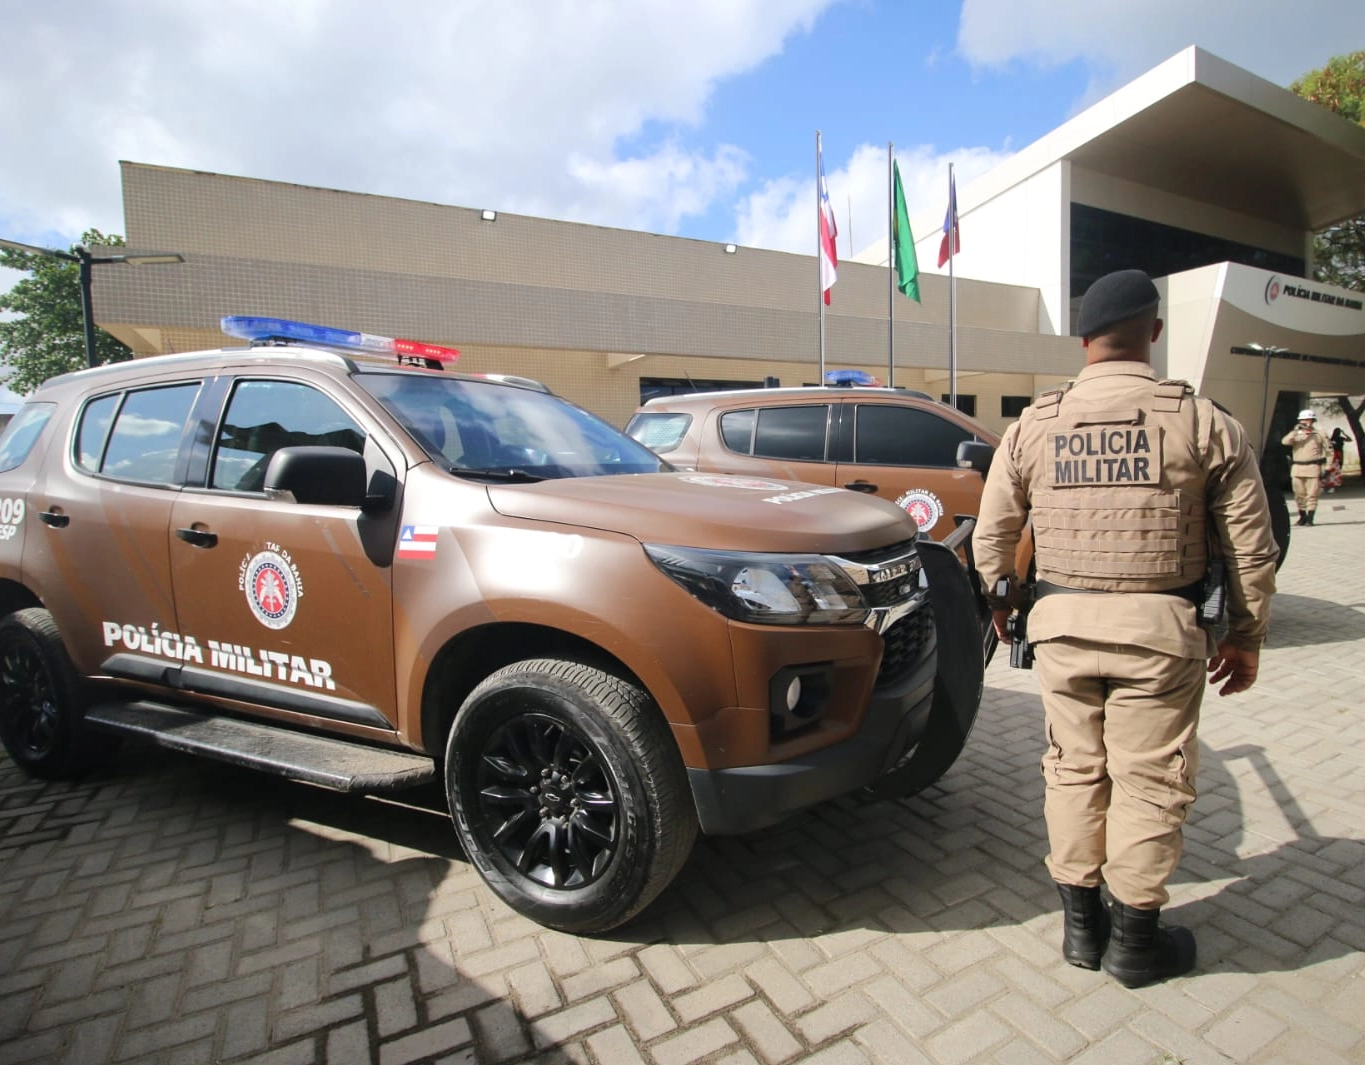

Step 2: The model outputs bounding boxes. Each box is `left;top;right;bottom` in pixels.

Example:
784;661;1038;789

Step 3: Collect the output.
445;658;696;933
0;608;101;779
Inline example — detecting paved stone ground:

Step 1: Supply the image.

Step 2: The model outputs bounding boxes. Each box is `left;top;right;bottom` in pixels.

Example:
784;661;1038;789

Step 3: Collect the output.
3;490;1364;1065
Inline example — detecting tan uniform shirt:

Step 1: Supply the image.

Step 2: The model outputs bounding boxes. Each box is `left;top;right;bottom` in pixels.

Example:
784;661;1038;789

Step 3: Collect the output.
974;361;1278;658
1282;425;1328;466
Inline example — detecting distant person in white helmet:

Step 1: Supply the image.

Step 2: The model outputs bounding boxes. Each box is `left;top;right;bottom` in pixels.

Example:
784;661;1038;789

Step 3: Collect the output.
1283;410;1328;525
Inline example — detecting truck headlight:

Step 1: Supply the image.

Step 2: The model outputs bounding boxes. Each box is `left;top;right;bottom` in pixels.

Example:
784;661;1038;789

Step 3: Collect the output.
644;544;868;625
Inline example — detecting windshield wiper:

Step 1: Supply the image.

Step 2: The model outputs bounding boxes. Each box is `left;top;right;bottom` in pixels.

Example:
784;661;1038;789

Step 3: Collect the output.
454;467;545;483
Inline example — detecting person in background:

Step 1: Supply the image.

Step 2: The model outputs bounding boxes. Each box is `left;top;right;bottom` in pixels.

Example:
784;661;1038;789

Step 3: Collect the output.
1283;411;1328;524
974;269;1278;989
1322;427;1352;494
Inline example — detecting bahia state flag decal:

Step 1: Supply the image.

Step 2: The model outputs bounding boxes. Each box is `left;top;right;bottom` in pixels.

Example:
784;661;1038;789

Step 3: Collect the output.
398;524;439;559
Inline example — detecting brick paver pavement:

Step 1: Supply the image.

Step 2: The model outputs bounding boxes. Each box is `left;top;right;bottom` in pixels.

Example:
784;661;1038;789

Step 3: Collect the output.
3;490;1364;1064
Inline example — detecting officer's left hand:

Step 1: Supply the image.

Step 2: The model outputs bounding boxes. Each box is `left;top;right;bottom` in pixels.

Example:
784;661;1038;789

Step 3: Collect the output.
1207;642;1258;696
991;607;1011;642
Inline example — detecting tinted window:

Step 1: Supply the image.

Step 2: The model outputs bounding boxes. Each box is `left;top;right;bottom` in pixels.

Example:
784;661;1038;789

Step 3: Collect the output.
97;385;200;484
0;403;55;473
212;380;365;492
625;412;692;453
753;406;829;461
76;394;121;472
1001;396;1030;418
854;405;972;468
719;409;755;453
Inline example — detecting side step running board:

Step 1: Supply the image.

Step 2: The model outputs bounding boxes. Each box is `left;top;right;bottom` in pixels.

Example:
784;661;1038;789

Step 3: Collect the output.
86;701;437;791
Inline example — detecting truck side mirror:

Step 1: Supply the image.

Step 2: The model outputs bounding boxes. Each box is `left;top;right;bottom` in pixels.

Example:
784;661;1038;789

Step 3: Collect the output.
956;440;994;475
263;446;369;507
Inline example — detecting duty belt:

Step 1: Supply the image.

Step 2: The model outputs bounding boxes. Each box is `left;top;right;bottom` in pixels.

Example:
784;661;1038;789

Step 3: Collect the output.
1035;579;1203;604
1293;459;1325;466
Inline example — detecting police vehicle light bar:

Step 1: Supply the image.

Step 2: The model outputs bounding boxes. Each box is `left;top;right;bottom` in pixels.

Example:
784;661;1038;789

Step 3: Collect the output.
825;369;877;386
221;316;460;364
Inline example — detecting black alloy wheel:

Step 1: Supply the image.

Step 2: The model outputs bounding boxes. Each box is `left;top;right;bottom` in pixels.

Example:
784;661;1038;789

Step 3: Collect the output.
474;712;619;890
0;608;96;779
446;658;697;933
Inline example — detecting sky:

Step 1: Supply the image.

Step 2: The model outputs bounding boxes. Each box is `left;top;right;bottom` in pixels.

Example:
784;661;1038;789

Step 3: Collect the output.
2;0;1363;401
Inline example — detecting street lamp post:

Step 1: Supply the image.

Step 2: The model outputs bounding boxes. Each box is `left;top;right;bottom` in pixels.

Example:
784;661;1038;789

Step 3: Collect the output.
1;237;183;368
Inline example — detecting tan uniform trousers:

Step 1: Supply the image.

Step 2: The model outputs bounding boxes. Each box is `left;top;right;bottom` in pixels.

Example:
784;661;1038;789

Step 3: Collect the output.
1034;637;1204;909
1291;467;1321;513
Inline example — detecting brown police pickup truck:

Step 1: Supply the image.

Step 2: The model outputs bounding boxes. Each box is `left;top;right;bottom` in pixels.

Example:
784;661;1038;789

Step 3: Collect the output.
0;317;983;933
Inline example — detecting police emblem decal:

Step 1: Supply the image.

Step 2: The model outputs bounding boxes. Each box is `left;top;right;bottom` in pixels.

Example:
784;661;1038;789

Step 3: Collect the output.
240;546;302;630
895;489;943;531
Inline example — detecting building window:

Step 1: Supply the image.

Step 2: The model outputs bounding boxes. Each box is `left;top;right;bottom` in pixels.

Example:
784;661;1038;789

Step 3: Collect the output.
941;394;976;417
640;377;762;404
1069;203;1306;313
1001;395;1030;418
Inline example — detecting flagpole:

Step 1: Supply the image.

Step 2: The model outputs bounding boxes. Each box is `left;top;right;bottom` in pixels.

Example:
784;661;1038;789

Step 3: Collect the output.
948;162;957;408
817;129;826;381
887;142;894;388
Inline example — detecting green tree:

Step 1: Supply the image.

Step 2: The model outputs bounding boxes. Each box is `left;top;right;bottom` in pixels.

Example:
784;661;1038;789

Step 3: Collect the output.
0;229;134;395
1290;51;1365;292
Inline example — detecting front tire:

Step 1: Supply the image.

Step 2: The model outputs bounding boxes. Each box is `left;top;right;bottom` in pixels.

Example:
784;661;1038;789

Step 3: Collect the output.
0;608;98;779
445;659;697;933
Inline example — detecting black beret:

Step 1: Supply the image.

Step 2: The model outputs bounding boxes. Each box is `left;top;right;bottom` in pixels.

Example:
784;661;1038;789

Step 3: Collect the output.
1077;269;1160;338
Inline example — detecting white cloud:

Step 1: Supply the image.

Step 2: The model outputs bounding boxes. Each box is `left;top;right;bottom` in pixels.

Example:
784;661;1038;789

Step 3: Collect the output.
734;142;1014;260
0;0;837;242
957;0;1365;97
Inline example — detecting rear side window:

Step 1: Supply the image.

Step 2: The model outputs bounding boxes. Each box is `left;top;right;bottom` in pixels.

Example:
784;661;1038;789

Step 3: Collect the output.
211;380;366;492
625;412;691;453
0;403;56;473
853;405;972;467
78;384;200;484
719;409;755;452
752;405;829;461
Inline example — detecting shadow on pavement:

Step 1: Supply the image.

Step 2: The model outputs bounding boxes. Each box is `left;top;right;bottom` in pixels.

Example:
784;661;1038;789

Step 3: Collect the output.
1262;592;1365;647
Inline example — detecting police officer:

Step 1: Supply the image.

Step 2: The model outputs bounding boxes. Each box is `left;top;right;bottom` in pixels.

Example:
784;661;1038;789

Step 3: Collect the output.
973;269;1278;988
1282;410;1328;525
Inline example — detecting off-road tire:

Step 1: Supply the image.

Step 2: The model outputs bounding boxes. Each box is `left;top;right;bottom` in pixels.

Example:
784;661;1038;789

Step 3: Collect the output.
0;608;101;779
445;658;697;933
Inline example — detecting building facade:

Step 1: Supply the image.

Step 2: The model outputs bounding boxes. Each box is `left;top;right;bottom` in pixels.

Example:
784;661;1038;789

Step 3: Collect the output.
93;46;1365;454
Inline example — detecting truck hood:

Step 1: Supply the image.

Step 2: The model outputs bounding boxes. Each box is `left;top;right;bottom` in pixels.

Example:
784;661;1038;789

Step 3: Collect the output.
486;472;916;554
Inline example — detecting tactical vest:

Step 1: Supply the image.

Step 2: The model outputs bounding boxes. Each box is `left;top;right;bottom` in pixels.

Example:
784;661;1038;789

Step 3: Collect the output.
1024;378;1210;591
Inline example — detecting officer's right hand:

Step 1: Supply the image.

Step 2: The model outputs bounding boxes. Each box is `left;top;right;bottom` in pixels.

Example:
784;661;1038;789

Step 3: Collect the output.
1207;642;1258;696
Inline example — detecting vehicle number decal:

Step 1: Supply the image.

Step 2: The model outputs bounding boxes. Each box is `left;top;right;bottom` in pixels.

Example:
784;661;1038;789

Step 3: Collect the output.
680;474;788;491
239;543;303;630
895;489;944;531
0;497;25;540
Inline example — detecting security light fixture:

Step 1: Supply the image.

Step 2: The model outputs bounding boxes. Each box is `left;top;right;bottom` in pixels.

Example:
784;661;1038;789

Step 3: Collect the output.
0;237;184;368
724;244;737;254
481;209;497;222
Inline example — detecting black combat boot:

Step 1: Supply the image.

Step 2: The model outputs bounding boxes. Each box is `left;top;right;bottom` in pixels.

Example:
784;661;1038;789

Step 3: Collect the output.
1056;883;1110;970
1296;509;1307;526
1101;900;1196;988
1305;510;1315;526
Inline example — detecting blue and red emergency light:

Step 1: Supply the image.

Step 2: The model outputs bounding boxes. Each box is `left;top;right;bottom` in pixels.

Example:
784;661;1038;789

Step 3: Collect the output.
221;316;460;364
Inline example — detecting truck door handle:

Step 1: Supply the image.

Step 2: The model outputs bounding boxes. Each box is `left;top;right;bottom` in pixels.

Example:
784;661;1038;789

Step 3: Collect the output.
38;510;70;528
844;481;879;494
175;527;218;549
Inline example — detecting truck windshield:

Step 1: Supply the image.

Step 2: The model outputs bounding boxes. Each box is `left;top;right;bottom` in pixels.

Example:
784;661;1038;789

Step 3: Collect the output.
358;372;669;479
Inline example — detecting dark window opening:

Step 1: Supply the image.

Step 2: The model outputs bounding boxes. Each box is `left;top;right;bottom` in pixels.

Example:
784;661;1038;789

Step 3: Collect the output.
1001;395;1030;418
1070;203;1305;334
941;394;977;417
